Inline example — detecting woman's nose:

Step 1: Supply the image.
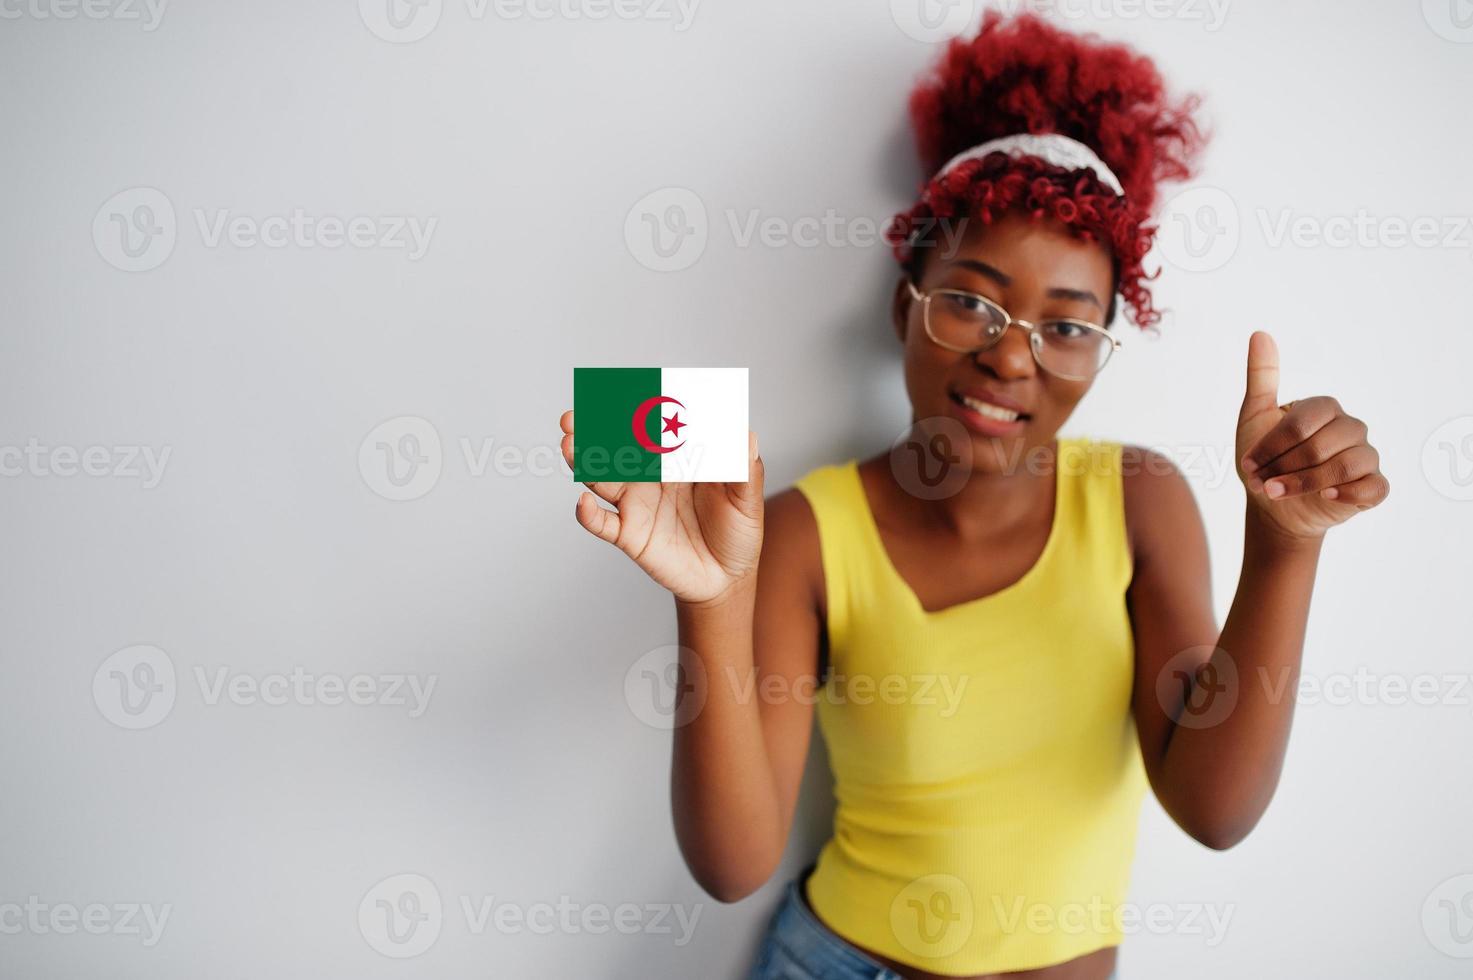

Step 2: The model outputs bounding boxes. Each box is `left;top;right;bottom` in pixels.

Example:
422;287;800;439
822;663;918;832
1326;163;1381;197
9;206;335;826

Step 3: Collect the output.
972;322;1036;378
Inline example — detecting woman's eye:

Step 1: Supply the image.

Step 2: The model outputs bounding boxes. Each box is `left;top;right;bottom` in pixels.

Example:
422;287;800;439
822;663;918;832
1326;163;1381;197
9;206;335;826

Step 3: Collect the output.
943;293;992;317
1045;320;1090;340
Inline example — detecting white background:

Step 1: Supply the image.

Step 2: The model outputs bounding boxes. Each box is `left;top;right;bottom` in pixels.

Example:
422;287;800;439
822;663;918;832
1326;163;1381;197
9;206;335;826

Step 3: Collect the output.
1;1;1470;977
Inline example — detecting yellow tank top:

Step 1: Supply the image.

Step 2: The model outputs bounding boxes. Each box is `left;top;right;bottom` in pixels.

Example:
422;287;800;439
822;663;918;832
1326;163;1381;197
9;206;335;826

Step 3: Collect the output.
794;437;1147;974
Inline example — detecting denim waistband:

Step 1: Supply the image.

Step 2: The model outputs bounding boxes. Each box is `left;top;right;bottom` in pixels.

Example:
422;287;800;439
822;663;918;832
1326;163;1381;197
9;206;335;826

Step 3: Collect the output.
754;872;902;980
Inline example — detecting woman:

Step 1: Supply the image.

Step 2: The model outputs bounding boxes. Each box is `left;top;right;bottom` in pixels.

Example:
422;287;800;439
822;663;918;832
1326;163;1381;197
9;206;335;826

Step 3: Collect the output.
559;13;1389;979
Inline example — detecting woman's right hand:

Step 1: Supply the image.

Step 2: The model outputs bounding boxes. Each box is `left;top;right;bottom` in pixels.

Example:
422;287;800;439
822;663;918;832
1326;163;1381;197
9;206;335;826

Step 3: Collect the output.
559;410;765;606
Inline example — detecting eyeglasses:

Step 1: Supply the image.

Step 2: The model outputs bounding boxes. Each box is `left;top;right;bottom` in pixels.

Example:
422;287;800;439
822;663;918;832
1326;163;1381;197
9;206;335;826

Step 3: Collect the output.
906;280;1121;381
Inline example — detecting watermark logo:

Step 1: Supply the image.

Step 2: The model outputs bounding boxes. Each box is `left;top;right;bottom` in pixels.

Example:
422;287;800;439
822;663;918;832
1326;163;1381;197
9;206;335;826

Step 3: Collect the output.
359;873;443;958
1424;873;1473;957
624;645;706;730
93;187;176;272
890;416;973;501
92;645;176;730
1157;187;1240;273
891;874;974;959
1422;416;1473;502
359;416;444;501
890;0;977;42
624;187;708;272
359;0;443;42
1424;0;1473;43
1155;645;1237;730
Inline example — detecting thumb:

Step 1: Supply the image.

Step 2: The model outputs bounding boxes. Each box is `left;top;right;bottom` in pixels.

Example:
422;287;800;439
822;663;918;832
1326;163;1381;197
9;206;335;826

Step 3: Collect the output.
1239;330;1281;425
725;430;764;518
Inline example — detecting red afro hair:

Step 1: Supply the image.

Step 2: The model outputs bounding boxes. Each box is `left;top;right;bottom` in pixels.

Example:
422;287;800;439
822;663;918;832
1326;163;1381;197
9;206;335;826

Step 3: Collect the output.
886;12;1207;329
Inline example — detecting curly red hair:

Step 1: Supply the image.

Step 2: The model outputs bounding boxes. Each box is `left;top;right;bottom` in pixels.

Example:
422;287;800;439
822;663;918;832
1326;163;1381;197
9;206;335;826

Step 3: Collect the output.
886;12;1207;329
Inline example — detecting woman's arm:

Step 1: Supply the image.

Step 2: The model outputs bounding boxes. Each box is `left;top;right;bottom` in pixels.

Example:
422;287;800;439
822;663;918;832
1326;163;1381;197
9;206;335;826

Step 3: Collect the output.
672;489;824;901
1125;331;1389;850
1125;452;1325;849
559;413;824;901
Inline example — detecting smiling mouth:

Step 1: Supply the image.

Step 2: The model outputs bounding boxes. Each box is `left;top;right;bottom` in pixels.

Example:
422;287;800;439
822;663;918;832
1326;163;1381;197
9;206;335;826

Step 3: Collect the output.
950;391;1030;423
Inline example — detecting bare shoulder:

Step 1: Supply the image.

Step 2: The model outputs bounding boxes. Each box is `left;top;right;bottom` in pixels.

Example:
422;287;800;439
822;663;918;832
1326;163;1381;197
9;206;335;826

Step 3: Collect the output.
1119;443;1205;566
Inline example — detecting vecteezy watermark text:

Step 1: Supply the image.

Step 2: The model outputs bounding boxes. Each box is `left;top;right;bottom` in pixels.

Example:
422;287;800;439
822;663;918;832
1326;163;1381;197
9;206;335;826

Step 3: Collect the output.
0;439;170;488
92;645;438;730
93;187;437;272
358;0;700;43
622;187;971;273
0;0;167;30
358;873;701;958
0;897;171;947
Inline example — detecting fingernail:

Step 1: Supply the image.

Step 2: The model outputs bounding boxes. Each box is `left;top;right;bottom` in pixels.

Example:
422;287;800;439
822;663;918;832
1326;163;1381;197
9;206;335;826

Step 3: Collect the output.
752;434;759;461
1249;476;1263;493
1265;480;1284;498
1241;456;1258;473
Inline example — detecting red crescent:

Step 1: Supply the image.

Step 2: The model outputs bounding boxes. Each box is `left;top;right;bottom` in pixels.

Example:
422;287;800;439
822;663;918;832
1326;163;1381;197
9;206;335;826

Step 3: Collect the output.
631;395;685;454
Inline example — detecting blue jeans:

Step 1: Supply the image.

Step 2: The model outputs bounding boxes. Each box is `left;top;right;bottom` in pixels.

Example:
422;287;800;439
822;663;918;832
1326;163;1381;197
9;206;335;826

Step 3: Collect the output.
749;873;1119;980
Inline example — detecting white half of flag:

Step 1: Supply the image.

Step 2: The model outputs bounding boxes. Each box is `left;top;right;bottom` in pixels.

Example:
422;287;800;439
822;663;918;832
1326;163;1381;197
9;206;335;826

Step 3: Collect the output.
657;367;748;482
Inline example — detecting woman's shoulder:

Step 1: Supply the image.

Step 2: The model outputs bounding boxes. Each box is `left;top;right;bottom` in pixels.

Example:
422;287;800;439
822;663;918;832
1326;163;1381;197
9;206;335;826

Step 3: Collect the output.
1111;441;1204;565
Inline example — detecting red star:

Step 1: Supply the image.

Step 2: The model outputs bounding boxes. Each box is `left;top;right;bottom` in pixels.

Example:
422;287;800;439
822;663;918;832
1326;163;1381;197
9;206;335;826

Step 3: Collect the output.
661;412;686;437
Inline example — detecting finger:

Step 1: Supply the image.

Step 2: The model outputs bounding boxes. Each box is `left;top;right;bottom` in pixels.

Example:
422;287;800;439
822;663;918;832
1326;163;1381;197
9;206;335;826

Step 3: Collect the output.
1320;470;1391;509
723;432;764;518
1252;414;1369;482
1241;396;1342;473
581;477;628;507
559;409;574;435
575;491;622;545
1239;330;1280;426
562;421;631;504
1258;444;1378;499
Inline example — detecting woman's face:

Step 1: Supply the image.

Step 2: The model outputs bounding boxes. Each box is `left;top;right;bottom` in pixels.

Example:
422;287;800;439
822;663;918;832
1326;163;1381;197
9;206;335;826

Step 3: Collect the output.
892;208;1116;474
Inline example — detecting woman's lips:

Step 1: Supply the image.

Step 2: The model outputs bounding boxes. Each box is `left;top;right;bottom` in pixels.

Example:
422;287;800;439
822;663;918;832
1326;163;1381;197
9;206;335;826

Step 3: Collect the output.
947;389;1029;437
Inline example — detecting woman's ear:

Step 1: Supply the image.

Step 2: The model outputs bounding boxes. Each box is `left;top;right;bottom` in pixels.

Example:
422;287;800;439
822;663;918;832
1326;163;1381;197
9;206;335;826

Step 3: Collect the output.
891;275;913;345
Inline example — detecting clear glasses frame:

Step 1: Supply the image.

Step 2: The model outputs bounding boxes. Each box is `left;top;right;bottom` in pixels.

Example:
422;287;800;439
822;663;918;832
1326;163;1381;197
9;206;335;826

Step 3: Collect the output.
906;280;1121;381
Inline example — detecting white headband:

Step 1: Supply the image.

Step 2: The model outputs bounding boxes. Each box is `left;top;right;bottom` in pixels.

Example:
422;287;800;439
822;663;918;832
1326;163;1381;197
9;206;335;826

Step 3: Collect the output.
933;133;1124;196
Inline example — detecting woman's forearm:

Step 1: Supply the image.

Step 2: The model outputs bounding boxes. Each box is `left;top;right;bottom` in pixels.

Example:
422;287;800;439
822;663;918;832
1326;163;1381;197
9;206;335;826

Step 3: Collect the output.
1155;505;1325;849
670;578;786;901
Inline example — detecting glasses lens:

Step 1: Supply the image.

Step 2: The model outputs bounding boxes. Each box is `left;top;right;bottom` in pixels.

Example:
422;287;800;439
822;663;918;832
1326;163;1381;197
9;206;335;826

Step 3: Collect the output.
1035;321;1112;378
927;290;1009;350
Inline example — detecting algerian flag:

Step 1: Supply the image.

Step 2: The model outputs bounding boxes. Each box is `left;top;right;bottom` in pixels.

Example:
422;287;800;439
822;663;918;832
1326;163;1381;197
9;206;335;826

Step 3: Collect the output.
573;367;748;483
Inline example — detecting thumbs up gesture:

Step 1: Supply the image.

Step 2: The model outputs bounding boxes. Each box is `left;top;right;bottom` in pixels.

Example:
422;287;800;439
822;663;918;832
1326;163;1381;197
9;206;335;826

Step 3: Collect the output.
1235;331;1390;540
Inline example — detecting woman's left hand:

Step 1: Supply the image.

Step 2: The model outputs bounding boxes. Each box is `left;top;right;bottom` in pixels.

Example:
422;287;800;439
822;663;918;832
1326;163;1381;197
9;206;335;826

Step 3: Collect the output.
1235;330;1390;541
